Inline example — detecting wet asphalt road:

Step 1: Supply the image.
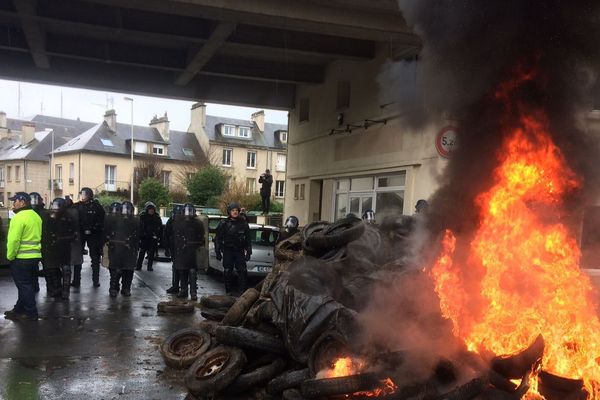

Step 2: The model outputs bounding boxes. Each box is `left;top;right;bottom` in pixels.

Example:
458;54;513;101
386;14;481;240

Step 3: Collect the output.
0;257;226;400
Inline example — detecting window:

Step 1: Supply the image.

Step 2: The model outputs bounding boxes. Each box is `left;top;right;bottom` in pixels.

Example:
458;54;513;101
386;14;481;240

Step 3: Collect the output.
161;170;171;188
225;176;233;188
294;184;299;200
152;144;165;155
299;184;305;200
100;138;114;147
0;168;4;182
246;151;257;169
69;163;74;184
15;165;20;182
54;165;62;188
105;165;116;191
6;166;11;182
222;149;232;166
246;178;256;194
276;154;286;172
182;147;194;156
223;125;235;136
134;141;148;153
239;127;251;138
337;81;351;110
299;98;309;123
275;180;285;198
280;131;288;143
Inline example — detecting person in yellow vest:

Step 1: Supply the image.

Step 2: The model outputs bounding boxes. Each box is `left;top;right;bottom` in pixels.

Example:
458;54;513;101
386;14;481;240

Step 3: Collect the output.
3;192;42;321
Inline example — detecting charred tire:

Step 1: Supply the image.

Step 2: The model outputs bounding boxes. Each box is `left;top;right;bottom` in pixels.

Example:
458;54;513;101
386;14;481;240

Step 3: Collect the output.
184;346;247;397
200;294;237;310
491;335;544;379
305;219;365;250
538;370;584;393
221;288;260;326
267;368;311;395
301;373;381;398
308;331;350;377
215;326;286;355
199;305;228;322
160;328;212;369
157;300;195;314
283;388;309;400
225;356;287;394
301;221;330;255
196;320;220;336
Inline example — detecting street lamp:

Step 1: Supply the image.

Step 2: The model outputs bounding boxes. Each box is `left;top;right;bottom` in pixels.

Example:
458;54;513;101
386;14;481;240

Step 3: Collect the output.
124;97;134;204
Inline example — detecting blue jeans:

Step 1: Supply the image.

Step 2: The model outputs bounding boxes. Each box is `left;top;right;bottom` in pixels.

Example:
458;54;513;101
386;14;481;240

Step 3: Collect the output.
10;259;40;318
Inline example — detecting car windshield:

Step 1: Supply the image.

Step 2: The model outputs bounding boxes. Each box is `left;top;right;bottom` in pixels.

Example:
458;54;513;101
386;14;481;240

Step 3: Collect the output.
250;228;278;246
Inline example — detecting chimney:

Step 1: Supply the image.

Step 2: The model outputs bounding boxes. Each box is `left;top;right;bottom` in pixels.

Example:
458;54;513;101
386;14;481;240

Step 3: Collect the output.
104;109;117;131
0;111;6;128
251;110;265;132
21;122;35;145
190;102;207;130
150;112;170;142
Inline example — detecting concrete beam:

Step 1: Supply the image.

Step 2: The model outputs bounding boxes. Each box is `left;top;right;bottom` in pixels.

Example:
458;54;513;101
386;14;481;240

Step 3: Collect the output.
175;22;237;86
79;0;419;43
13;0;50;68
0;50;296;109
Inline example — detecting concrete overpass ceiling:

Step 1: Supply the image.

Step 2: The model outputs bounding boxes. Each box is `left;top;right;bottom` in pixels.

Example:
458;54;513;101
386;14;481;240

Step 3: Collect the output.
0;0;420;109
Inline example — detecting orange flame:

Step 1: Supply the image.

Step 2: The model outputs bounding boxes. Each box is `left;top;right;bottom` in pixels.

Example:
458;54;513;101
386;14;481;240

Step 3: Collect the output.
431;85;600;397
319;357;397;397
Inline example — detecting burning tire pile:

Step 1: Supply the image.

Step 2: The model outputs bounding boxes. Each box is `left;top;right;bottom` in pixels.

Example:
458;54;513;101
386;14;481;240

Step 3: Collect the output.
159;216;590;399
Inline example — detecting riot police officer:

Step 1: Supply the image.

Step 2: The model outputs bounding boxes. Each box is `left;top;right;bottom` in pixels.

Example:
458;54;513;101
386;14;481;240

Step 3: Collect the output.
362;209;376;225
41;198;79;300
165;205;183;294
172;204;204;300
105;201;139;297
276;215;300;244
29;192;45;213
136;202;163;271
29;192;45;292
214;202;252;295
415;199;429;214
72;187;105;288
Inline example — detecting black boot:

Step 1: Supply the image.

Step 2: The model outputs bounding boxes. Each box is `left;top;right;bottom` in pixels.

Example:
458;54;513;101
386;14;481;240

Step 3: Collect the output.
109;269;120;297
166;269;180;294
177;270;189;299
47;269;62;298
223;268;234;295
62;266;71;300
121;270;133;296
92;264;100;287
189;269;198;301
135;249;144;271
71;265;82;287
238;267;248;294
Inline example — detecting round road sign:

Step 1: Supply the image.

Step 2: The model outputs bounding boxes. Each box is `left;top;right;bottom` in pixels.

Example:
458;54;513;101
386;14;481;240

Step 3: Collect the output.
435;126;458;158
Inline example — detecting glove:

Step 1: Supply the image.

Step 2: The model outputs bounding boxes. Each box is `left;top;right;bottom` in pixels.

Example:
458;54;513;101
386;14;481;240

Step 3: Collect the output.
216;252;222;261
245;252;251;261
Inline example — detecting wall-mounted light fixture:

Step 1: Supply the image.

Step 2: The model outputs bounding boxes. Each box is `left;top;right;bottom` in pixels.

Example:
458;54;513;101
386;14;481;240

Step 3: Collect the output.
329;118;388;136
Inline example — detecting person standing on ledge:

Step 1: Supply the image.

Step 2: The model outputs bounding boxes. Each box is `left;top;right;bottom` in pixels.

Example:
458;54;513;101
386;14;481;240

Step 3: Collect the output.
258;169;273;215
4;192;42;321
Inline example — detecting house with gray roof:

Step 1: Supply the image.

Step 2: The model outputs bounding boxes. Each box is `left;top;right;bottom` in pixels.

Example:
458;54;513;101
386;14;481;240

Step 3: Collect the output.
188;103;288;202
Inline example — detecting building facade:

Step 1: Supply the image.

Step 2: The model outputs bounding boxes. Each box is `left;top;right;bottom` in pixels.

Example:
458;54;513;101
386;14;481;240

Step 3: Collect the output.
189;103;288;202
284;44;452;223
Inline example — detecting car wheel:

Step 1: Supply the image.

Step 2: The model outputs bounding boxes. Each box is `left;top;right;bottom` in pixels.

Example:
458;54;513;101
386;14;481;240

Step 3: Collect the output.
160;328;212;369
157;300;195;314
300;373;381;398
200;294;238;310
267;368;310;395
308;331;350;377
305;218;365;250
221;288;260;327
215;326;286;355
199;305;228;322
225;355;287;394
184;346;247;397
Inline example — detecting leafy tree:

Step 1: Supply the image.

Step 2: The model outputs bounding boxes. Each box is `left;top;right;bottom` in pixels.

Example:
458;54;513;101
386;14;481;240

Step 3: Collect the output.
96;194;124;209
187;165;227;206
138;177;170;208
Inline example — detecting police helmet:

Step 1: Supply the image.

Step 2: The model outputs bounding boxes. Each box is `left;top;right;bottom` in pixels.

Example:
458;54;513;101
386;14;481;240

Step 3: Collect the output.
121;201;134;215
172;204;183;216
29;192;43;207
145;201;157;212
50;197;66;211
227;202;241;215
80;187;94;201
183;203;196;216
109;202;122;214
362;209;376;224
284;216;299;229
415;199;429;213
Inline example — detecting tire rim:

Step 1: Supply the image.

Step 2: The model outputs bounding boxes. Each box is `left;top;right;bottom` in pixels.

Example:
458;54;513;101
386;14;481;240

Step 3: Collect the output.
196;353;230;379
171;335;204;356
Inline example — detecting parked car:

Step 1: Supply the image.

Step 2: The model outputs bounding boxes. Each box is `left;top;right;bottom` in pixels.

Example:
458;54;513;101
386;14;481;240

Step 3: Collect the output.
207;224;280;277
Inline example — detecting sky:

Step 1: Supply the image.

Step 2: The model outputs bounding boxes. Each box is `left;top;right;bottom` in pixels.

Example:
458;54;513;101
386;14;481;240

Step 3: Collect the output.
0;79;289;131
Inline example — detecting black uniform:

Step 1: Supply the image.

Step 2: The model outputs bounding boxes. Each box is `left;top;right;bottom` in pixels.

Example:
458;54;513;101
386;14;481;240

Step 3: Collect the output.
136;211;163;271
172;215;205;299
73;199;105;287
276;227;298;244
259;172;273;214
31;204;45;293
214;217;252;294
105;213;139;296
164;215;178;293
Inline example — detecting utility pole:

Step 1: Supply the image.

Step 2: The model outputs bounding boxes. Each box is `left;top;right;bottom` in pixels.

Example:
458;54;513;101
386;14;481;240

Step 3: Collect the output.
124;97;134;204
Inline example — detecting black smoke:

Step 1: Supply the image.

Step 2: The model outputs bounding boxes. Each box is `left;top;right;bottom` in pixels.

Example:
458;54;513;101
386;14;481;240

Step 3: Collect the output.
387;0;600;235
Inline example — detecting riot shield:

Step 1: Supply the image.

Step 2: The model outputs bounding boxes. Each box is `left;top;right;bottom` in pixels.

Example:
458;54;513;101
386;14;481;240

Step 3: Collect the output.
42;209;79;268
106;214;139;269
172;215;205;271
68;208;83;266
